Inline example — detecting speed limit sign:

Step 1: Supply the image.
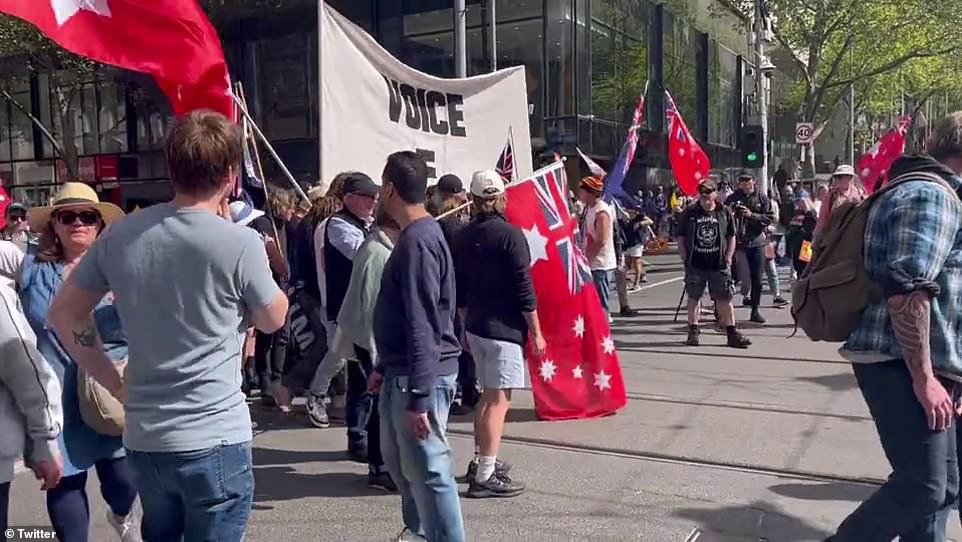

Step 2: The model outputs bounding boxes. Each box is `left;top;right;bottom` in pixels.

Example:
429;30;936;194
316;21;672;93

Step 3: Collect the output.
795;122;814;144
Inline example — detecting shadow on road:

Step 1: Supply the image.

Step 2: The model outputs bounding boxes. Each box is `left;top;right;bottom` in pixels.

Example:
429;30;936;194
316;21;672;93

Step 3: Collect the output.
253;446;348;466
674;500;831;541
796;373;857;392
253;466;384;501
768;481;873;502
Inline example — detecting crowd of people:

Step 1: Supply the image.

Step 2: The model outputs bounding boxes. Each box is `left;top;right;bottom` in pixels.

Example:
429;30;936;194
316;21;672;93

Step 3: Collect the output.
2;105;962;542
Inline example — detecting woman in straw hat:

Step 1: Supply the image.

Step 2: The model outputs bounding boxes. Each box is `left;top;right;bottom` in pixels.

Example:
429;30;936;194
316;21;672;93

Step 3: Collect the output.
19;183;139;542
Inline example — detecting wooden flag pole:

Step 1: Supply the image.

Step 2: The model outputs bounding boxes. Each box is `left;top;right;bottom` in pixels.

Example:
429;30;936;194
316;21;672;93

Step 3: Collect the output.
234;82;282;248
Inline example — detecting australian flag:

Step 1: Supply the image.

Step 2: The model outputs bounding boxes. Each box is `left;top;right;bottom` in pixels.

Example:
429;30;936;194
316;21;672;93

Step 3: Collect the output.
233;118;266;209
602;83;648;210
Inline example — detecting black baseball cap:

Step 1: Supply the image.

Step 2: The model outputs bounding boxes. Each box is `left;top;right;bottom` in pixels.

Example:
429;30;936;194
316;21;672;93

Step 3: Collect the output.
436;174;464;195
698;179;718;192
342;173;379;198
737;170;755;180
5;203;26;216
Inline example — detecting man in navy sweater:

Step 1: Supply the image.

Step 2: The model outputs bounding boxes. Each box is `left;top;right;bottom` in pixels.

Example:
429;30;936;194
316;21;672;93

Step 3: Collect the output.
369;151;465;542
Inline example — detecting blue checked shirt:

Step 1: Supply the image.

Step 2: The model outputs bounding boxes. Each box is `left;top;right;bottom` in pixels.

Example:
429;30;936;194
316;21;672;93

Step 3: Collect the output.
844;177;962;379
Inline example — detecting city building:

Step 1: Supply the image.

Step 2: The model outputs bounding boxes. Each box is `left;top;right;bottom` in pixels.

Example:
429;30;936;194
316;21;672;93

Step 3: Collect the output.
0;0;755;208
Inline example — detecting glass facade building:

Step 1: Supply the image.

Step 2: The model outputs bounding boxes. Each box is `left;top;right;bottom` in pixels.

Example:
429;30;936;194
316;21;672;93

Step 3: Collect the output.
0;0;753;206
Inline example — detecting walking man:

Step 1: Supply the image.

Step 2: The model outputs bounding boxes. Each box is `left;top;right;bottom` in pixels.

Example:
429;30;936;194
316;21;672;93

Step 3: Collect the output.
49;110;288;542
828;113;962;541
370;151;464;542
455;170;546;499
726;171;774;324
677;180;751;349
577;175;617;321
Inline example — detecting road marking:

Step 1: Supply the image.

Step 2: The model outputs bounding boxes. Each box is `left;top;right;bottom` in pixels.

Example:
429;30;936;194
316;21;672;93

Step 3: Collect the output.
628;274;684;296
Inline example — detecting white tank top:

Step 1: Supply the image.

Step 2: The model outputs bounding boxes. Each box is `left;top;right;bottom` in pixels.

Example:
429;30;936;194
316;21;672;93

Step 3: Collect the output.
585;200;617;271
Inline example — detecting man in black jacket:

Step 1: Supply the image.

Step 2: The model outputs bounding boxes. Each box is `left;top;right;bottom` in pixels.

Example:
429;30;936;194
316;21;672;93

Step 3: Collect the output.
726;171;775;323
454;170;546;499
678;180;751;348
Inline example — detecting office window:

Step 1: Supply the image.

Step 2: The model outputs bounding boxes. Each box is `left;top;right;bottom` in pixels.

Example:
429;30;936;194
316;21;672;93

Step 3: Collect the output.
590;0;651;155
7;77;35;161
708;42;738;147
663;11;697;124
256;33;313;140
545;0;574;119
99;82;128;153
0;88;11;162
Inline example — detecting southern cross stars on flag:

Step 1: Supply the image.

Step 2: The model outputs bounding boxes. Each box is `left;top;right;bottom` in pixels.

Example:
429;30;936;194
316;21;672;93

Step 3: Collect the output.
504;161;627;420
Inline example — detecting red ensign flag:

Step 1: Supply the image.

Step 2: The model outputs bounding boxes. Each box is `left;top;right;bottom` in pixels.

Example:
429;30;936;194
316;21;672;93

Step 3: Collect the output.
666;91;711;196
858;116;911;194
503;162;628;420
0;0;233;118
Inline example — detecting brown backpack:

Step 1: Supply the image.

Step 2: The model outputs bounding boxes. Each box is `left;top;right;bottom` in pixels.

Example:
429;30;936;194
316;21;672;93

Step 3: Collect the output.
790;171;959;342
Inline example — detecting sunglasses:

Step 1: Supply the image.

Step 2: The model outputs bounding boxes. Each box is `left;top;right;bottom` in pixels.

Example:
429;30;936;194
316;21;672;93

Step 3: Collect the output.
7;214;25;222
699;189;715;195
55;210;101;226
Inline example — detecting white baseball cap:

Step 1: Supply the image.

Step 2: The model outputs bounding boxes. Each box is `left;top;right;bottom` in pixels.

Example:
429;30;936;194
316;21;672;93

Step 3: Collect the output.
229;200;265;227
470;170;506;198
832;164;857;177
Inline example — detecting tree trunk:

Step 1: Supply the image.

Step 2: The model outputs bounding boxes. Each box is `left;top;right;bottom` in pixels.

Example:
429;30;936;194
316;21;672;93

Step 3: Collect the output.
53;86;79;180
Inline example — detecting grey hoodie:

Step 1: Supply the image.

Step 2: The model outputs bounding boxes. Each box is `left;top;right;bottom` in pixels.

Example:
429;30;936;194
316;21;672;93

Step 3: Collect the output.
0;284;62;484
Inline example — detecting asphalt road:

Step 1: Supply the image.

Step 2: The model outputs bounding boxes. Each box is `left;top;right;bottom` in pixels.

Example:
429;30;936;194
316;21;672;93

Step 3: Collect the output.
7;252;961;541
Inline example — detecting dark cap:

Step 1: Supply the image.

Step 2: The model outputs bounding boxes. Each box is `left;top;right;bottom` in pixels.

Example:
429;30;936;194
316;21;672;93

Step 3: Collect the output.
5;203;26;216
436;174;464;195
737;170;755;180
342;173;379;197
698;179;718;191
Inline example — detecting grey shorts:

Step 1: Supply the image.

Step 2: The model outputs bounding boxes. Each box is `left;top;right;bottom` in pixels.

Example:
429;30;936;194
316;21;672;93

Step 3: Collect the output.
685;267;734;302
466;332;526;390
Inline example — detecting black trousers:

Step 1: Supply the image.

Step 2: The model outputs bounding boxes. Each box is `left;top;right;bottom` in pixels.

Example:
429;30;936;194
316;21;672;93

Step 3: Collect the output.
0;481;8;538
741;245;765;310
255;318;291;390
347;345;383;468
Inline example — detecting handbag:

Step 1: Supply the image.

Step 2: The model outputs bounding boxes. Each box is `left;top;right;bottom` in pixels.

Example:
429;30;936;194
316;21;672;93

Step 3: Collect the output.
77;360;127;437
799;240;813;263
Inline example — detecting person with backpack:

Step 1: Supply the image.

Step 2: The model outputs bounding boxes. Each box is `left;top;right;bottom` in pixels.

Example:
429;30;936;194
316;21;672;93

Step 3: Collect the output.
677;180;751;349
726;171;775;324
822;113;962;541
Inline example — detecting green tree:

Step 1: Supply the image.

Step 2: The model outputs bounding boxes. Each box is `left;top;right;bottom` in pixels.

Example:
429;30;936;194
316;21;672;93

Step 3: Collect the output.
750;0;962;174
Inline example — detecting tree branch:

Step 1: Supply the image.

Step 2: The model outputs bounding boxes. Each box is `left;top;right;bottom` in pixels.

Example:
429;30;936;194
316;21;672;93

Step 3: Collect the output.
810;33;855;117
827;44;962;89
0;88;63;158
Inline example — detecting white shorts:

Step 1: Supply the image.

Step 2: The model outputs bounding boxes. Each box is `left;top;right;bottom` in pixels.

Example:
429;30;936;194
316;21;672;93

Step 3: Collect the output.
466;332;526;390
626;244;645;258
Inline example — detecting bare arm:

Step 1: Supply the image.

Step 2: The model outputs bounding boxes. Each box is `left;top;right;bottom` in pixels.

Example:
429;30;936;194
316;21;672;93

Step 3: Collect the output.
888;291;934;383
48;280;125;401
248;292;289;334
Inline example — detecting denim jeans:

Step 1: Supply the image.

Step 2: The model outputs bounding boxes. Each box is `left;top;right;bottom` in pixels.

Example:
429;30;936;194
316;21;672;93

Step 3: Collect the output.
734;246;764;309
379;373;464;542
591;269;614;314
127;441;254;542
348;345;383;468
47;457;138;542
833;361;959;542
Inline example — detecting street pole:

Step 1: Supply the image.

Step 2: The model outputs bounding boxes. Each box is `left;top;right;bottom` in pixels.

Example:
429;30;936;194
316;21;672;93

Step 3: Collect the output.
754;0;769;194
848;84;855;165
487;0;497;72
454;0;467;78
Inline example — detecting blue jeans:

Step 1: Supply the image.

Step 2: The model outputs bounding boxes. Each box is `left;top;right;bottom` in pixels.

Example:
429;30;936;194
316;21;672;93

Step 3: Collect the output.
127;441;254;542
591;269;613;314
348;345;383;468
833;361;958;541
379;373;464;542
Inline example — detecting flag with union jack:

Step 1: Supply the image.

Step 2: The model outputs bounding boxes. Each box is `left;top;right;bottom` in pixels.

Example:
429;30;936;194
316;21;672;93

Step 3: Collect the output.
503;161;627;421
666;91;710;197
602;81;648;209
495;133;515;182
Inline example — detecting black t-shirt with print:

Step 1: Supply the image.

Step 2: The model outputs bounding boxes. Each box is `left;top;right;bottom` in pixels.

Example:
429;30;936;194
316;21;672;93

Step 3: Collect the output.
685;205;734;271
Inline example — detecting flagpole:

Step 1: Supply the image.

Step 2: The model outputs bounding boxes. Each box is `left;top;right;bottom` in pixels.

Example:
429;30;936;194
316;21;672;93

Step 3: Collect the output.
436;201;472;221
232;94;311;204
509;125;518;181
236;83;282;246
318;0;326;189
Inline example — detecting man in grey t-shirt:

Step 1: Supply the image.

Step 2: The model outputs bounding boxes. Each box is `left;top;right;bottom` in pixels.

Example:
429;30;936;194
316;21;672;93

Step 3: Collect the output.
49;111;288;542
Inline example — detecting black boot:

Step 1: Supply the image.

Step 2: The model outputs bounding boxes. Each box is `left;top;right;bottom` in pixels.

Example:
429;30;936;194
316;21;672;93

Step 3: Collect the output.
686;325;700;346
750;310;766;324
726;327;751;349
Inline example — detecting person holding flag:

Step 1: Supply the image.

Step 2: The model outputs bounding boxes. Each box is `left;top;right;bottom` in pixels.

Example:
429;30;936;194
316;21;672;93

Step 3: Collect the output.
455;170;546;499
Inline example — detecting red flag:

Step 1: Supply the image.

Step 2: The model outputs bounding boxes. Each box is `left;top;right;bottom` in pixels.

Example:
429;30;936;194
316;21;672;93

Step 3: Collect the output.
503;162;628;420
858;116;911;194
0;187;10;230
0;0;233;118
666;92;711;196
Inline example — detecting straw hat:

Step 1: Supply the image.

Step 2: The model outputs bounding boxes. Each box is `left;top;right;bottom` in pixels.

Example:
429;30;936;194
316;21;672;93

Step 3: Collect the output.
29;182;125;231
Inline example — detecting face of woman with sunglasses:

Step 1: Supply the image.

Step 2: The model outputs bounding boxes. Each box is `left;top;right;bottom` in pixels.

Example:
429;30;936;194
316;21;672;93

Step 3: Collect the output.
52;207;102;254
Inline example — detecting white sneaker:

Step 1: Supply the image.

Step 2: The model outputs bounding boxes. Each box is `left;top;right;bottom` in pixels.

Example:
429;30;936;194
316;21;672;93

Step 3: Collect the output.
107;511;141;542
397;528;428;542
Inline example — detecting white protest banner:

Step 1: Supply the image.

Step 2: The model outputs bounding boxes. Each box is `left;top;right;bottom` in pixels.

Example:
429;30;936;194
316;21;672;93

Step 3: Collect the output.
318;3;532;185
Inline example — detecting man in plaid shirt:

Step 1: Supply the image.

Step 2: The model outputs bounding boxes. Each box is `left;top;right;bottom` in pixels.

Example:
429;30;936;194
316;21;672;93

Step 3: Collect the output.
829;113;962;541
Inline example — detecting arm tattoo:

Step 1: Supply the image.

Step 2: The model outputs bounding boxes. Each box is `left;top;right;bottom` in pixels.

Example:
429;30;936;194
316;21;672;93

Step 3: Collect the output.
72;321;99;348
889;290;934;381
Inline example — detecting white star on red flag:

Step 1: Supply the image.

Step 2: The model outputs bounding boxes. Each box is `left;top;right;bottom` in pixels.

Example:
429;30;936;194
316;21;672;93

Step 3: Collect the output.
52;0;112;26
594;370;612;391
601;336;615;355
572;365;583;379
523;225;549;268
572;315;585;338
539;359;557;382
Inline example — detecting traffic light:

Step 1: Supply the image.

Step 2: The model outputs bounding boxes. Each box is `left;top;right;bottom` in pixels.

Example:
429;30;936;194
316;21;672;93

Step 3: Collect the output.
740;125;764;168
